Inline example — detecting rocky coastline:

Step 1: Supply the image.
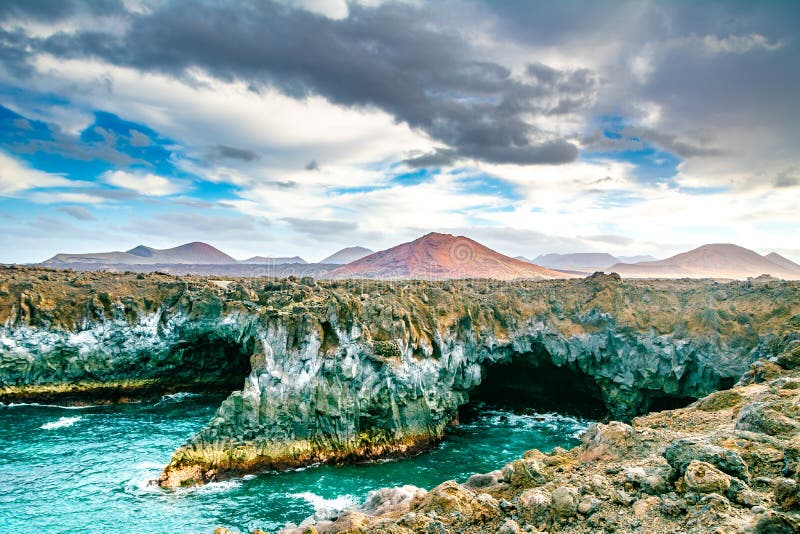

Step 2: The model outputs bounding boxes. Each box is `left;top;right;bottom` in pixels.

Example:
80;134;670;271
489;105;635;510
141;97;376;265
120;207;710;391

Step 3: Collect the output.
1;266;798;498
267;353;800;534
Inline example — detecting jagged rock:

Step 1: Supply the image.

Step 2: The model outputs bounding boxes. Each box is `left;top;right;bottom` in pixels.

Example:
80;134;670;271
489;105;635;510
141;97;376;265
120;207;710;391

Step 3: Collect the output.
496;518;521;534
577;496;601;516
682;461;731;493
735;402;800;437
751;510;800;533
411;480;500;523
2;268;796;489
663;438;750;481
726;476;761;507
551;486;579;518
642;473;669;495
359;485;426;516
696;389;743;412
464;470;502;490
517;488;551;523
502;458;550;487
580;422;640;462
776;340;800;369
773;478;799;510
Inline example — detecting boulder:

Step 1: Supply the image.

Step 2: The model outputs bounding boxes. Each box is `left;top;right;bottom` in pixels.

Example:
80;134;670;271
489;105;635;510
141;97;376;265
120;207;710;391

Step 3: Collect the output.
464;470;502;490
551;486;579;518
735;402;800;437
496;518;521;534
360;485;426;516
663;437;749;481
683;460;731;493
518;488;551;523
773;478;799;510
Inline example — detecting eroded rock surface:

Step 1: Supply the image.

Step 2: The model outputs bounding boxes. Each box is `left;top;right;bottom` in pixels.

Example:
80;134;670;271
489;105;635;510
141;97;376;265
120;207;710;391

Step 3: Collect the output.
0;266;798;489
275;365;800;534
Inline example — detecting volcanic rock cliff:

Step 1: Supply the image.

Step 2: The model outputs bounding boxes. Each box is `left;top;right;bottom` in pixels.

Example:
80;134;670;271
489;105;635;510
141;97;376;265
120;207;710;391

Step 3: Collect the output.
0;267;798;490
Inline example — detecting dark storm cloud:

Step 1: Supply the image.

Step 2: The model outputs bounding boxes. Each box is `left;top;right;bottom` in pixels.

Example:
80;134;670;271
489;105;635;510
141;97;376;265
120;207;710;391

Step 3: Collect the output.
207;145;259;162
403;148;458;168
582;127;723;158
1;1;598;165
0;0;122;21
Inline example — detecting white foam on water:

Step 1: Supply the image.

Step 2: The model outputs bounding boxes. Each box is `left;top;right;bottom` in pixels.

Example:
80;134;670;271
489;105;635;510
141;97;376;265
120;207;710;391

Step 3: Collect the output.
289;491;358;516
157;392;203;404
40;416;82;429
134;461;164;470
193;479;242;494
3;402;95;410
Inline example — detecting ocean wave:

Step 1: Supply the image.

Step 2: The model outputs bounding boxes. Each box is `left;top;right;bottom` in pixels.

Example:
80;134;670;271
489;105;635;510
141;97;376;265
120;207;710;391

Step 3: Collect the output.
40;416;82;429
156;392;203;404
289;491;358;518
461;409;591;436
134;461;164;470
2;402;95;410
193;479;242;494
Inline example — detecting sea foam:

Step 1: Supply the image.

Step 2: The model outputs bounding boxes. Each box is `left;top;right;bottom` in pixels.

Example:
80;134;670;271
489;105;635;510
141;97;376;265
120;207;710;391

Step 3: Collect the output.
40;416;82;430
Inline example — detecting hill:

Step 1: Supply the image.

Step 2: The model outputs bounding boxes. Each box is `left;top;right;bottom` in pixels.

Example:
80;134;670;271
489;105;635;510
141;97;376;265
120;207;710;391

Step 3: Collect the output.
44;242;236;265
331;233;573;280
609;243;800;279
319;246;374;264
239;256;307;264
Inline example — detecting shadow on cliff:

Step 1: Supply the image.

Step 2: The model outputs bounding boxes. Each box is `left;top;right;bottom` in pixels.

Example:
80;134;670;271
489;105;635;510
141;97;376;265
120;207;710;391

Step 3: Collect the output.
463;342;697;423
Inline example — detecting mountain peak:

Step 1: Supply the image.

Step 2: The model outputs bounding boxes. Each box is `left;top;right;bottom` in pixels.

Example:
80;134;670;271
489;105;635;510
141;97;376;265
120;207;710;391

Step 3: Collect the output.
319;246;374;264
127;245;154;257
331;233;573;280
608;243;800;279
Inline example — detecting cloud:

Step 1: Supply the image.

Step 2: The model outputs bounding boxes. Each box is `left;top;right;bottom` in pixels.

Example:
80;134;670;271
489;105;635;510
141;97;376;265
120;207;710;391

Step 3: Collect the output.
128;129;151;147
207;144;259;162
102;169;184;196
403;149;458;168
283;217;358;236
582;126;723;158
2;1;599;165
56;205;95;220
0;151;75;194
305;159;319;171
702;34;785;55
28;191;107;204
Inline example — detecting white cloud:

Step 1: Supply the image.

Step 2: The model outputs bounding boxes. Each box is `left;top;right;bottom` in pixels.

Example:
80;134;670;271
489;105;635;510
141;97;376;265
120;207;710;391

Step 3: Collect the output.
702;34;785;55
103;170;185;196
28;192;108;204
18;55;435;176
0;152;76;194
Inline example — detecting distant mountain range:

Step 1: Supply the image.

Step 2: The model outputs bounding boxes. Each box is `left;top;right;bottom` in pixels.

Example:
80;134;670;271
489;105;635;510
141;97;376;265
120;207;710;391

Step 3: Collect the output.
239;256;307;265
330;233;572;280
44;242;237;265
319;246;374;264
518;252;658;271
38;237;800;280
607;244;800;279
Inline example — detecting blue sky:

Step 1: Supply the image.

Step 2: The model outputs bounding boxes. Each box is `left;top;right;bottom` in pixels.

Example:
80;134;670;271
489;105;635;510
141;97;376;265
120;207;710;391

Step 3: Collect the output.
0;0;797;263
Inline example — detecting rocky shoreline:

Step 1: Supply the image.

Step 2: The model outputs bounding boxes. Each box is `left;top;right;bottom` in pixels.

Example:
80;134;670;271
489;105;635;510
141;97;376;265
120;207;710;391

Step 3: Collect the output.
1;266;798;493
258;352;800;534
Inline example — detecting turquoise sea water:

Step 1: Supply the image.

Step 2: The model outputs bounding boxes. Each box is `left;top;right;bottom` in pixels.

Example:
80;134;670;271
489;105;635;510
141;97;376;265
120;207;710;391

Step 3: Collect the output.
0;394;589;533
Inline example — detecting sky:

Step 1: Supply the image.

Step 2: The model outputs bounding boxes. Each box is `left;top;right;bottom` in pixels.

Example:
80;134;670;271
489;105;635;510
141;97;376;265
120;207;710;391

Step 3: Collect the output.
0;0;798;264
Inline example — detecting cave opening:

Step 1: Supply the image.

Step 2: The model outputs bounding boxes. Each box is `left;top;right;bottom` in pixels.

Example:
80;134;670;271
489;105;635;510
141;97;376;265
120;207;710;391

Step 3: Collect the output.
163;334;254;395
462;344;609;422
643;394;697;413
